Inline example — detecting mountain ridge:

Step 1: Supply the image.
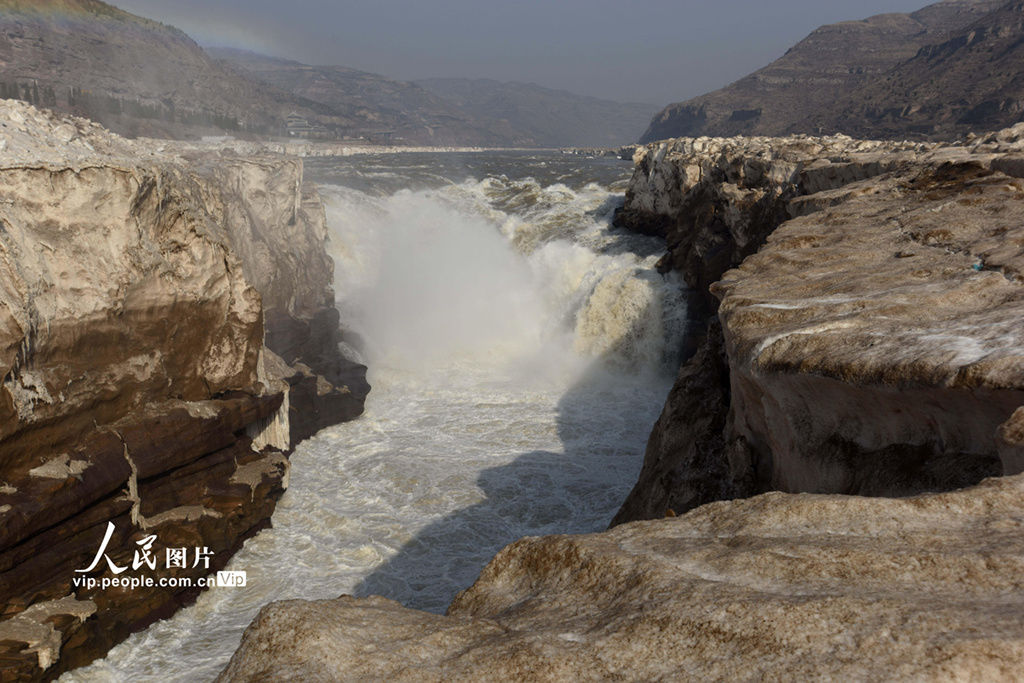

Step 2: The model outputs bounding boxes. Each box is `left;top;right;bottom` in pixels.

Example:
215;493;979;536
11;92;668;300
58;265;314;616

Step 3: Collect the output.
206;48;509;146
0;0;341;138
640;0;1009;142
212;49;656;147
0;0;651;145
805;0;1024;137
415;77;656;148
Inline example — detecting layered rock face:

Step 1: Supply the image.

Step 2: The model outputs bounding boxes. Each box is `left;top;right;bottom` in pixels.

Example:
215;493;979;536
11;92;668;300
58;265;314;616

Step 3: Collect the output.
219;473;1024;681
613;127;1024;523
0;101;365;680
184;152;368;444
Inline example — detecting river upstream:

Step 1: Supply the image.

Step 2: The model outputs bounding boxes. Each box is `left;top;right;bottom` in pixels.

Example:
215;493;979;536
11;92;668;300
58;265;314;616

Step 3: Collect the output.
65;151;688;681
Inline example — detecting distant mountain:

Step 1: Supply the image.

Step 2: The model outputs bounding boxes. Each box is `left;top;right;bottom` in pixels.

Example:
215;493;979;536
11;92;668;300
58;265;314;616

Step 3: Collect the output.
415;78;657;148
207;49;511;146
211;51;654;147
0;0;328;138
809;0;1024;137
0;0;657;145
0;0;684;145
641;0;1006;142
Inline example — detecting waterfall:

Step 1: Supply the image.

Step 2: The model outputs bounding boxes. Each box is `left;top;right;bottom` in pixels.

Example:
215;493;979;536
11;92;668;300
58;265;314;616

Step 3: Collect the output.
64;152;688;682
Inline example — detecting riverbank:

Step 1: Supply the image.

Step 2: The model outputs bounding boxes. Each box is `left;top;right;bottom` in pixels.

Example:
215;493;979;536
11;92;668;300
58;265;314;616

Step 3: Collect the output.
152;137;638;160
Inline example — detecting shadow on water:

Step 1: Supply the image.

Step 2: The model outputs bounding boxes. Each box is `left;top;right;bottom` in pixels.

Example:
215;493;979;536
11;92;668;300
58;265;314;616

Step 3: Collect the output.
350;351;661;614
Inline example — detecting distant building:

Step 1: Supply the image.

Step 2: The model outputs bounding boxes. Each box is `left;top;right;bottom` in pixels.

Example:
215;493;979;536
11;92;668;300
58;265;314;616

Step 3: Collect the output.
367;130;396;144
285;112;316;137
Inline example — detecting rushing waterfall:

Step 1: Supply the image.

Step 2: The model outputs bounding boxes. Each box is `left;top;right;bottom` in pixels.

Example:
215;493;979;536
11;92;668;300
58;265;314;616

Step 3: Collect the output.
65;151;689;681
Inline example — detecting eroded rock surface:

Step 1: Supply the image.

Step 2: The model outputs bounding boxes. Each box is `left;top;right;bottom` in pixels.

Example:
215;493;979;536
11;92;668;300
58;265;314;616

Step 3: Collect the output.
614;129;1024;524
0;101;364;680
218;473;1024;681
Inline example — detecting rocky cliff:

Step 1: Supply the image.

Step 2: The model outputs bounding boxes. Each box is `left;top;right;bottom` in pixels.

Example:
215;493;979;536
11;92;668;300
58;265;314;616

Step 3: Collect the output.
613;128;1024;523
216;126;1024;680
0;101;365;680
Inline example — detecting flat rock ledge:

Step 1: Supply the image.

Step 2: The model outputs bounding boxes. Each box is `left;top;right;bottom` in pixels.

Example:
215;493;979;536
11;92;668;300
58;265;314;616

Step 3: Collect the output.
0;101;366;680
218;472;1024;681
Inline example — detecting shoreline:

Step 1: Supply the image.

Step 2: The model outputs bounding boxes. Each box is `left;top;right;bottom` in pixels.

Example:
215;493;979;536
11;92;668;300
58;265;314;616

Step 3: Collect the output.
146;138;637;159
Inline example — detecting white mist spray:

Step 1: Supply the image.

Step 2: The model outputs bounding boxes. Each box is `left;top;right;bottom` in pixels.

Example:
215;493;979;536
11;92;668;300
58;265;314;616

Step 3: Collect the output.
326;188;550;368
323;179;688;380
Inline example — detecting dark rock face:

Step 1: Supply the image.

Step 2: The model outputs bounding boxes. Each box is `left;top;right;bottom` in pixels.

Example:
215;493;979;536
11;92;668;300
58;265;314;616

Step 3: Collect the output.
610;321;754;525
0;102;366;679
640;0;1008;143
0;408;289;681
194;154;370;445
264;308;368;446
613;131;1024;525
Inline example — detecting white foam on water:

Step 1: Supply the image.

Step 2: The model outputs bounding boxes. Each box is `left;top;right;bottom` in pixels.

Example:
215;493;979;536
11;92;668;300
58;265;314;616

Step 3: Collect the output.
63;162;687;682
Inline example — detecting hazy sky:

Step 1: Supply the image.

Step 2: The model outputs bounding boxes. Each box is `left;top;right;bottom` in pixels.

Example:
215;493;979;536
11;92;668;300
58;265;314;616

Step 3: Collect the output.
111;0;930;104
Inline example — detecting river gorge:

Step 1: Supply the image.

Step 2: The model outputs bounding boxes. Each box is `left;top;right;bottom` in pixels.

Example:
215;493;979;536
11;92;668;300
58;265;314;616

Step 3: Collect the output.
62;151;688;680
1;100;1023;681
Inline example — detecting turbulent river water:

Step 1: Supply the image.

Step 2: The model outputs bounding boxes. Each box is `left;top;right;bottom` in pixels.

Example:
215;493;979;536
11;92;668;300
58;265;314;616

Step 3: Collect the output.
65;151;689;681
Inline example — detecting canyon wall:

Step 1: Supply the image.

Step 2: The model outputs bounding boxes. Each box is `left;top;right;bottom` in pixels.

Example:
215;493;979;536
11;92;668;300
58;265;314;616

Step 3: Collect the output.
640;0;1017;143
0;101;365;680
613;128;1024;523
